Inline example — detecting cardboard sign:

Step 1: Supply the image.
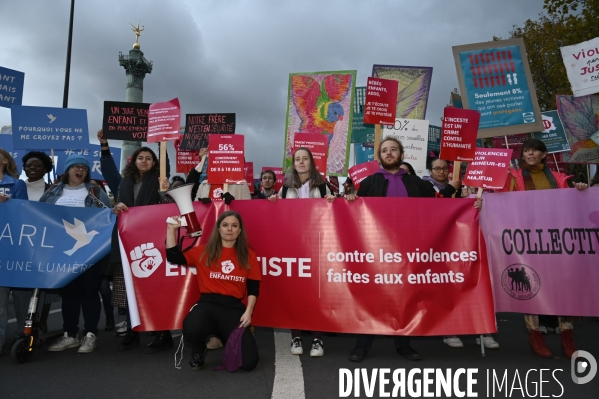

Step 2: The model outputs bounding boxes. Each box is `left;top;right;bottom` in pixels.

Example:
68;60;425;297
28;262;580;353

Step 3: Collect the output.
0;66;25;108
532;110;571;154
207;134;244;184
363;77;398;125
11;105;89;150
179;113;236;151
293;133;329;177
174;139;200;174
102;101;150;141
261;167;284;192
440;107;480;162
382;118;430;176
244;161;254;194
463;148;512;190
348;160;379;191
147;98;181;143
351;87;375;143
560;37;599;97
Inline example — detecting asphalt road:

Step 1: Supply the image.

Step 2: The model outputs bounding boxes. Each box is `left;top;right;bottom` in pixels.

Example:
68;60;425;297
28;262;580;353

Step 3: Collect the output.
1;298;598;398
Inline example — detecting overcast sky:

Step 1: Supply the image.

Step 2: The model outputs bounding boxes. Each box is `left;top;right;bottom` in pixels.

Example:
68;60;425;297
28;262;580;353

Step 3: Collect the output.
0;0;547;174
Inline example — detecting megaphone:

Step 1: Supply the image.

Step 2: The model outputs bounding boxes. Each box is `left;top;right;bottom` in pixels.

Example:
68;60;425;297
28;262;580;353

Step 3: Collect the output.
165;183;202;237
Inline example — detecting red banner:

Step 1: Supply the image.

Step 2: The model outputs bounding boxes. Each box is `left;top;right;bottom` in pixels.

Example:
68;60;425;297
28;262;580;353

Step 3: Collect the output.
174;139;199;174
440;107;480;161
348;160;379;190
147;98;181;143
244;161;254;194
364;77;398;125
293;133;328;177
119;199;496;336
463;148;512;190
207;134;245;184
261;167;284;192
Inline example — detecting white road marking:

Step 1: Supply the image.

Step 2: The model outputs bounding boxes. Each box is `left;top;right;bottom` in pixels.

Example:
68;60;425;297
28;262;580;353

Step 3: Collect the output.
271;331;305;399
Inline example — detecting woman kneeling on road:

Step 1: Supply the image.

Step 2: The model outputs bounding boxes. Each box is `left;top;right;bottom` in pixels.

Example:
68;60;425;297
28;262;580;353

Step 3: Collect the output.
166;211;260;371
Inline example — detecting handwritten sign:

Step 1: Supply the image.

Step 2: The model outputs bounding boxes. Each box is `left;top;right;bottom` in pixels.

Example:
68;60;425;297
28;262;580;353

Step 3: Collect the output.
244;161;254;194
0;66;25;108
293;133;329;177
560;37;599;97
11;105;89;150
174;139;199;174
348;160;380;191
261;167;284;192
179;113;236;151
147;98;181;143
207;134;244;184
439;107;479;162
102;101;149;141
382;118;430;176
363;77;398;125
463;148;512;190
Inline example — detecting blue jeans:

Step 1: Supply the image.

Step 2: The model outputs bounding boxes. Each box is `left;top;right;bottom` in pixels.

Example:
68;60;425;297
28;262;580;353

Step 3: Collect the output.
356;334;411;350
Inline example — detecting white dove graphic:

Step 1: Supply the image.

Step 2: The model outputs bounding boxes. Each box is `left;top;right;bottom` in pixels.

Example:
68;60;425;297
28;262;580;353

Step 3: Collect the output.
47;114;57;123
62;218;99;256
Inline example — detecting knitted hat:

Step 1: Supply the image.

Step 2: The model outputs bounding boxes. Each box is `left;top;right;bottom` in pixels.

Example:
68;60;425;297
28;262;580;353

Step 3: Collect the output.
64;154;90;173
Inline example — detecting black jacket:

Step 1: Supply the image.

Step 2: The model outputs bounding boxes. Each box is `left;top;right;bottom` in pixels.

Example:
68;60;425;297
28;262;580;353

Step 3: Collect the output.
357;172;441;198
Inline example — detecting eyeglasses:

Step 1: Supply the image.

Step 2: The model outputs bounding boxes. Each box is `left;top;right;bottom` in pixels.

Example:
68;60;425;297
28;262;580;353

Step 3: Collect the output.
71;165;89;172
432;167;449;172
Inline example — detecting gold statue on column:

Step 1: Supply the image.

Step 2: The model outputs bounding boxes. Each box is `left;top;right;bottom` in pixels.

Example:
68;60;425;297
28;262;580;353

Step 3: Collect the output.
130;22;144;49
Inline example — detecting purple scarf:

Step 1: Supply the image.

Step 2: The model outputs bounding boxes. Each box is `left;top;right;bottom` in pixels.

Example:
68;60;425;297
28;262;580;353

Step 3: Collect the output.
377;168;408;198
422;175;447;192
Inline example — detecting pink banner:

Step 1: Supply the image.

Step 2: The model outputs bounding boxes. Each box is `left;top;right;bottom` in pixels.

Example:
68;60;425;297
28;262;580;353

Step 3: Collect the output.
481;188;599;316
147;98;181;143
364;77;399;125
463;148;512;190
207;134;245;184
348;160;379;190
440;107;479;162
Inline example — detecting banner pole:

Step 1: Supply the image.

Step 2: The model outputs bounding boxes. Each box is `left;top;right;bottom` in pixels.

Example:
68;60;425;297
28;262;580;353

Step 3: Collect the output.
587;164;591;185
552;153;558;172
504;136;509;149
374;124;382;161
159;141;167;192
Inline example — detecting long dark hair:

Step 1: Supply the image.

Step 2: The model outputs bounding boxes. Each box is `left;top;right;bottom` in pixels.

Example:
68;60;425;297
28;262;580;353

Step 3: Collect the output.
285;147;325;189
123;147;159;180
200;211;251;270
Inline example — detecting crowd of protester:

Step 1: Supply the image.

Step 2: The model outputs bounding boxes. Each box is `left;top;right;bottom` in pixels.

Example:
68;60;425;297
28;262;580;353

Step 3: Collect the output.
0;132;595;372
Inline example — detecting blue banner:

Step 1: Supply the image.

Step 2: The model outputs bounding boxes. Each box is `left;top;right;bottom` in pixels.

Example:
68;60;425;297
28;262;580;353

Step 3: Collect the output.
459;45;537;129
0;200;115;288
0;66;25;108
11;105;89;150
0;134;25;174
355;143;374;164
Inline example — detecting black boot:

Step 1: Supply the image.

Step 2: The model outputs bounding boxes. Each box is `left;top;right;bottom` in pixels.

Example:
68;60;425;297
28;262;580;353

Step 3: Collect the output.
189;348;207;371
118;331;140;352
105;314;115;332
145;331;173;354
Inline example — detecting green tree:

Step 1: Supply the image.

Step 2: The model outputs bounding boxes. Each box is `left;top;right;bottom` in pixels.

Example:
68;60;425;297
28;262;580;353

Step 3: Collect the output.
497;0;599;111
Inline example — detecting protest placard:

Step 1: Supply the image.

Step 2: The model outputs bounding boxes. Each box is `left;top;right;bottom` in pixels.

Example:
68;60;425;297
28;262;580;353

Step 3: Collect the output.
54;145;121;181
364;77;398;126
532;110;571;153
351;87;375;143
560;37;599;97
463;148;512;190
428;125;441;153
244;162;254;194
440;107;479;162
372;65;433;119
354;143;374;165
102;101;149;141
11;105;89;150
179;113;236;151
293;133;328;177
452;38;543;138
382;118;429;176
261;166;284;192
147;98;181;143
174;139;199;174
556;94;599;163
0;66;25;108
207;134;244;184
348;160;379;191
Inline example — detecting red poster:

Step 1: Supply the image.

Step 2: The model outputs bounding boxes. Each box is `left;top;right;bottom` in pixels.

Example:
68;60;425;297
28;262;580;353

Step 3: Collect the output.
261;167;284;192
207;134;245;184
244;161;254;194
463;148;513;190
440;107;480;161
348;160;379;191
174;140;200;174
363;77;399;125
119;199;496;336
293;133;328;177
147;98;181;143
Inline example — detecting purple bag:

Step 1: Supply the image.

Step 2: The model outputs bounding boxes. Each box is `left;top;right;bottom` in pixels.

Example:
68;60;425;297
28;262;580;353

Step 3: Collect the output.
215;326;245;372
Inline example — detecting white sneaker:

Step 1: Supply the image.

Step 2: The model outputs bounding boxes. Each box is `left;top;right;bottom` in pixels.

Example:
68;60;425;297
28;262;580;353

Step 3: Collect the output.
290;337;303;355
443;336;464;348
310;339;324;357
116;321;127;337
476;336;499;349
78;332;97;353
47;332;80;352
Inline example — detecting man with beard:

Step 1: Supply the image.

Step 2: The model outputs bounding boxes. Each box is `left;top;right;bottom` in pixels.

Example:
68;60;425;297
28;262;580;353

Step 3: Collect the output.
344;136;460;362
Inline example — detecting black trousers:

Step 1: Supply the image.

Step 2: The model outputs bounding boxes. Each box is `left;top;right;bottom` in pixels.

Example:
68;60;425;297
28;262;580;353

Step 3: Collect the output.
183;298;259;371
61;263;102;337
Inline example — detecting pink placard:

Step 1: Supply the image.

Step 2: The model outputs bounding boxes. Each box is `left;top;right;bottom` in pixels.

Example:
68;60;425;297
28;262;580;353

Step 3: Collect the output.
244;161;254;194
293;133;329;178
463;148;513;190
207;134;245;184
440;107;480;162
364;77;399;125
147;98;181;143
174;139;200;174
348;160;380;191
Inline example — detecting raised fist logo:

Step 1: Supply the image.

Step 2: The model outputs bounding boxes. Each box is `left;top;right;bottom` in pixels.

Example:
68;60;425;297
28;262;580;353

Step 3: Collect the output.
213;187;224;198
130;243;163;278
221;260;235;274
